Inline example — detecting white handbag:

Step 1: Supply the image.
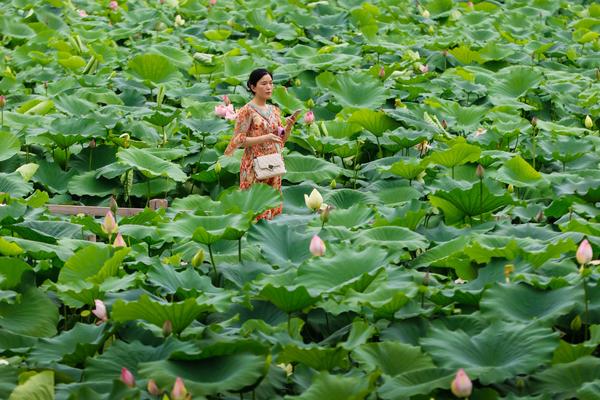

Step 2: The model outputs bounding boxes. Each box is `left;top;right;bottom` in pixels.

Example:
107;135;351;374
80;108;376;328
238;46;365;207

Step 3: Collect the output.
253;151;286;180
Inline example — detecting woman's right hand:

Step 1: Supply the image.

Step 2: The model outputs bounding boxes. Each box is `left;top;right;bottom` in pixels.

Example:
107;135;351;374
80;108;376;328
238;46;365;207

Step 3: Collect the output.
262;133;282;144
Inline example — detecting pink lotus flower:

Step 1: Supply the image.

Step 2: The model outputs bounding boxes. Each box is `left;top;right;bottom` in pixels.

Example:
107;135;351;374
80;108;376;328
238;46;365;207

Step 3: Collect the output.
576;239;593;266
215;104;236;120
78;9;88;17
171;377;189;400
101;210;118;236
92;299;108;323
109;1;119;10
147;379;161;395
113;232;127;247
309;235;326;257
120;367;135;388
304;110;314;124
450;368;472;398
210;0;217;4
419;64;429;74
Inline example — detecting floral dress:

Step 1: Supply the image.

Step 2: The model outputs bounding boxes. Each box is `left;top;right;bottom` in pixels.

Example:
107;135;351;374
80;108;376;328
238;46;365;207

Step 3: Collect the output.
224;103;291;220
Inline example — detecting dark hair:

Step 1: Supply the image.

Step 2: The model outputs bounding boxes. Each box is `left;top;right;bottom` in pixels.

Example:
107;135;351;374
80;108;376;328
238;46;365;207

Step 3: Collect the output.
246;68;272;94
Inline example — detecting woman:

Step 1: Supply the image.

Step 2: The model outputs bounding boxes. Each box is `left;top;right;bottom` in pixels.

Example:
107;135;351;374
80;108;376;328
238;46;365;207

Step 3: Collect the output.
224;69;301;220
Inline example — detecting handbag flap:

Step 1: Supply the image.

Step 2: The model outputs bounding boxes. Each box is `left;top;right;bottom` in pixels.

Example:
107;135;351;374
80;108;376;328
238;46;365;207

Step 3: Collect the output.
255;154;281;169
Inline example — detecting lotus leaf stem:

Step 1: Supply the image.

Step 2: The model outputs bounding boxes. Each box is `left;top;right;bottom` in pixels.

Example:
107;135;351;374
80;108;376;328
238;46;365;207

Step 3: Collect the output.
208;244;217;279
583;275;589;341
238;238;242;263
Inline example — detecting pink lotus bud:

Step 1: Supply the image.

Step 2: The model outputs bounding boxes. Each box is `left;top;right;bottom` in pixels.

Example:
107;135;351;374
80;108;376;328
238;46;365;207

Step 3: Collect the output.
92;299;108;322
109;1;118;10
476;164;484;179
171;377;188;400
304;110;315;124
101;210;118;235
467;1;474;9
576;239;593;266
309;235;326;257
378;66;385;78
109;196;118;216
120;367;135;388
147;379;161;395
210;0;217;4
419;64;429;74
442;49;448;57
113;232;127;247
0;95;5;108
222;94;230;105
78;9;88;17
451;368;472;398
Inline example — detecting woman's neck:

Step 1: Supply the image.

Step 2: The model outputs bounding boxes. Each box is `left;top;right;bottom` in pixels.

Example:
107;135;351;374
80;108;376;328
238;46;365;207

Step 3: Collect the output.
252;97;267;107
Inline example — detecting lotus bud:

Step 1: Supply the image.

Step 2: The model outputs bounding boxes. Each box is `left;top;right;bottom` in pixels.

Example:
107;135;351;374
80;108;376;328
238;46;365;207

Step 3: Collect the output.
570;314;582;331
507;184;514;193
89;138;96;149
596;68;600;81
171;377;188;400
101;210;118;236
331;35;341;43
214;161;222;175
113;232;127;247
0;95;5;108
467;1;474;9
421;9;430;18
109;1;118;11
108;197;118;216
476;164;484;179
147;379;161;395
157;85;166;107
450;368;472;398
191;249;204;267
395;98;404;108
531;116;538;127
174;14;185;27
442;49;448;57
330;179;337;189
304;189;323;211
222;94;230;105
474;127;487;136
162;320;173;337
584;115;593;129
210;0;217;4
119;133;130;148
319;204;332;224
309;235;326;257
92;299;108;322
120;367;135;388
304;110;315;124
294;78;301;86
378;66;385;79
306;98;315;108
78;9;88;17
576;239;593;266
504;264;514;283
419;64;429;74
441;119;448;129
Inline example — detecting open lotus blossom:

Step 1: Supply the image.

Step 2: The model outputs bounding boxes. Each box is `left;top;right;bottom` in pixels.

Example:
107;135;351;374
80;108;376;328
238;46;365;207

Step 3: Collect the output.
147;379;161;395
215;103;236;120
451;368;472;398
78;9;88;17
304;189;323;211
415;140;432;155
174;14;185;26
113;232;126;247
309;235;326;257
171;377;190;400
474;127;487;136
585;115;593;129
92;299;108;323
419;64;429;74
101;210;118;236
576;239;593;266
120;367;135;388
304;110;314;124
109;1;118;10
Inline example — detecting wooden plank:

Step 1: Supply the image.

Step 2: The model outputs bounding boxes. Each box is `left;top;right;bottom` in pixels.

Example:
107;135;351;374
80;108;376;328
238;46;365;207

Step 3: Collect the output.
46;199;168;217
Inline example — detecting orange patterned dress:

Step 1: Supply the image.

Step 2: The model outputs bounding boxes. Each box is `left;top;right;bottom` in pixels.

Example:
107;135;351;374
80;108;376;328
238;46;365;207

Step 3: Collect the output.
224;103;291;220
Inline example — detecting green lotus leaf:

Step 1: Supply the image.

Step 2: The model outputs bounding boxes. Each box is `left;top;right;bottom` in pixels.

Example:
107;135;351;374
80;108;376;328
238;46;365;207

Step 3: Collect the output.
53;94;97;116
352;342;434;376
11;220;83;244
324;189;376;209
259;284;320;314
111;294;212;333
149;45;193;70
326;204;374;228
271;86;304;114
532;356;600;399
354;226;428;251
348;109;401;137
29;323;106;365
320;120;363;139
58;246;129;285
32;160;78;194
0;131;20;162
285;371;376;400
488;66;543;108
383;159;426;180
0;173;33;198
146;264;218;297
0;257;31;289
449;45;486;65
295;246;388;294
278;344;348;371
0;287;59;337
421;322;559;384
170;194;220;213
480;283;582;324
552;340;596;364
8;370;54;400
192;213;253;244
378;368;456;399
424;142;481;170
247;222;313;266
128;53;179;86
284;153;345;183
316;71;388;109
222;56;255;83
495;155;543;187
117;147;187;182
218;184;281;216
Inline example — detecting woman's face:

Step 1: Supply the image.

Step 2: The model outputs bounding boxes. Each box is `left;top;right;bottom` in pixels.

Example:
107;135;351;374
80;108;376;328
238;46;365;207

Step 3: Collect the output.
252;74;273;100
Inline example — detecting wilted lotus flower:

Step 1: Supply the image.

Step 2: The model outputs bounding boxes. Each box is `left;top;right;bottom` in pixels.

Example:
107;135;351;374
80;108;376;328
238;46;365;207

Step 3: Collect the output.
415;140;432;155
309;235;326;257
101;210;118;236
147;379;161;395
78;9;88;17
304;110;315;124
319;204;332;224
450;368;472;398
171;377;190;400
92;299;108;323
174;14;185;26
304;189;323;211
585;115;593;129
109;1;118;10
120;367;135;388
576;239;593;266
113;232;127;247
419;64;429;74
378;66;385;78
